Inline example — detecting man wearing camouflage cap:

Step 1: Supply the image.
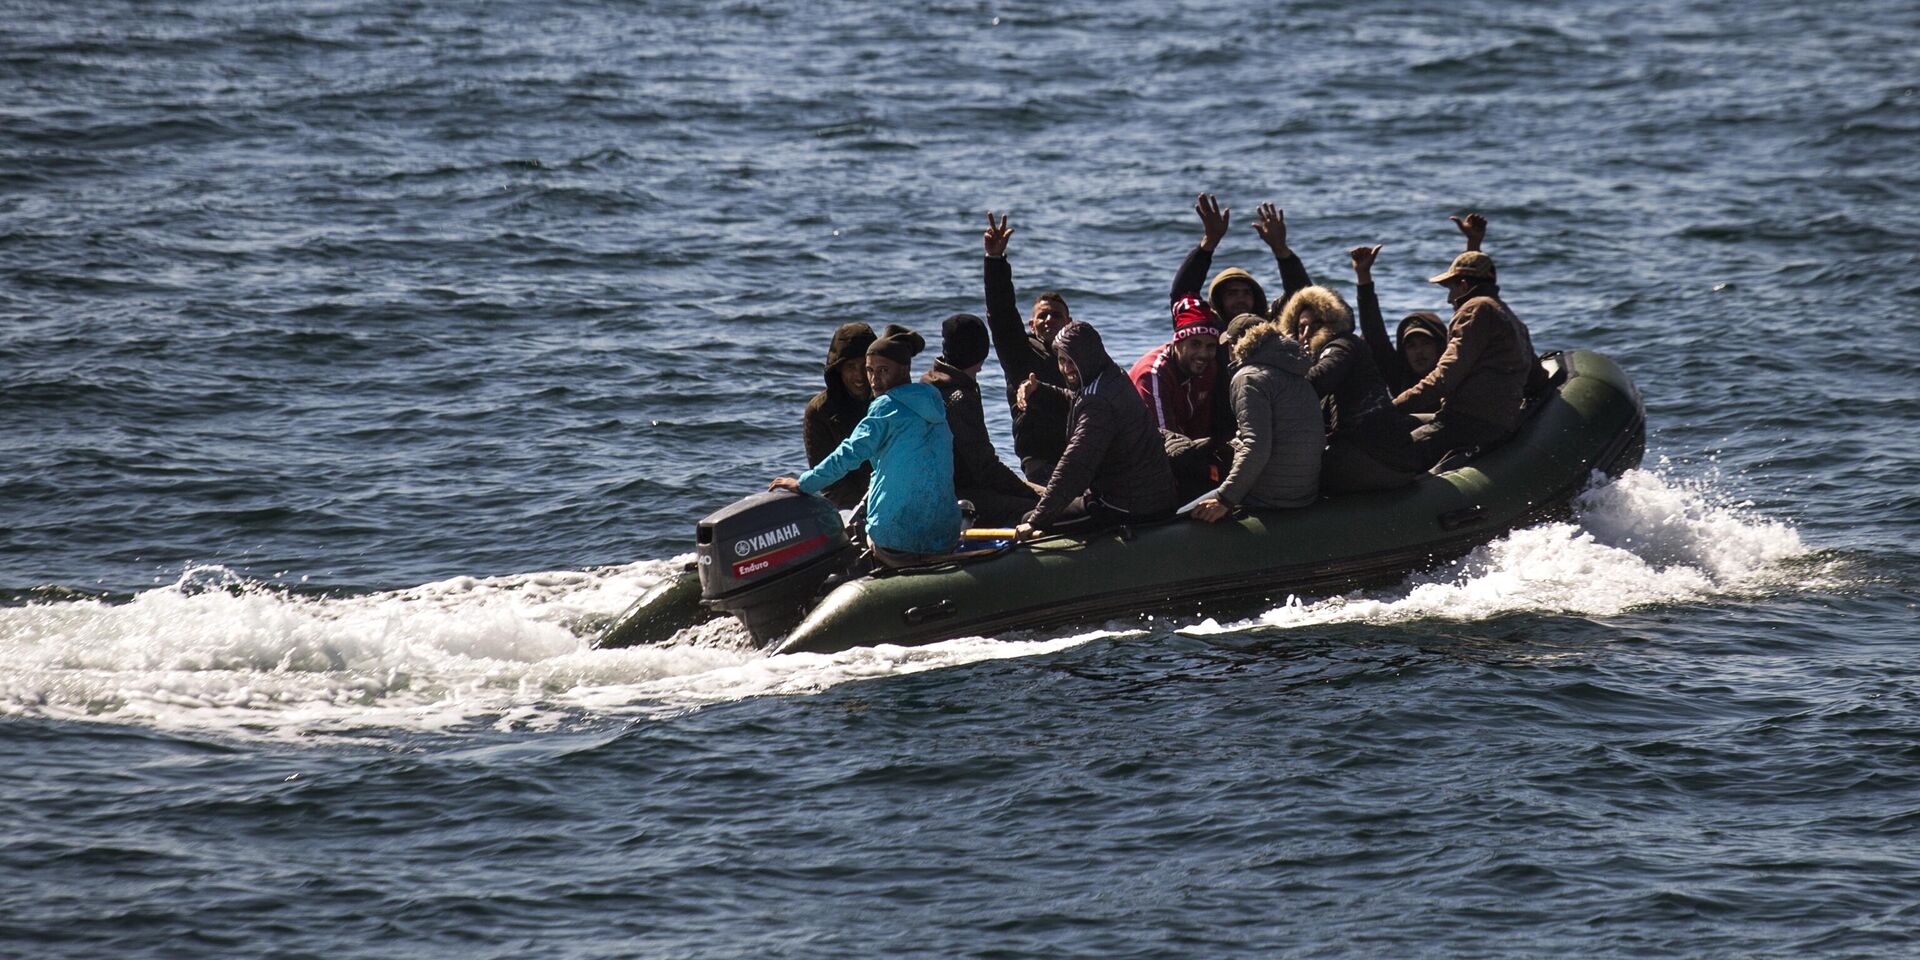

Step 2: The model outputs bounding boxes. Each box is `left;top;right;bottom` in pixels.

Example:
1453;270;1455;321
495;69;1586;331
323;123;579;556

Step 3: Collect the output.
1392;221;1545;468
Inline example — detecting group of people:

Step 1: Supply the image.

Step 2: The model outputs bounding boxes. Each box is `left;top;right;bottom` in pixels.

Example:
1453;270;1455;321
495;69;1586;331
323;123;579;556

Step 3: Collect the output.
770;197;1546;567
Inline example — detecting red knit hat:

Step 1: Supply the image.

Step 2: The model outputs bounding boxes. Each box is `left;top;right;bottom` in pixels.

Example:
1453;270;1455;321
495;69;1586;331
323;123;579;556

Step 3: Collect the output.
1171;295;1220;341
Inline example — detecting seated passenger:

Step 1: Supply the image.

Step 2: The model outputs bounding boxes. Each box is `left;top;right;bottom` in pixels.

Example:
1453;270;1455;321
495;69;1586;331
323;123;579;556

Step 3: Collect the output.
1132;295;1228;499
801;322;877;509
982;213;1076;484
1017;322;1178;536
772;325;962;567
1393;244;1544;469
921;313;1042;527
1351;244;1448;396
1277;286;1425;492
1156;195;1315;458
1189;316;1323;521
1130;295;1222;442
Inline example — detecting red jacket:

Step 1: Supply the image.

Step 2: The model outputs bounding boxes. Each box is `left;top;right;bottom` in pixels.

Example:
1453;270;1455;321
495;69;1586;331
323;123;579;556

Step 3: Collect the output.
1128;341;1217;441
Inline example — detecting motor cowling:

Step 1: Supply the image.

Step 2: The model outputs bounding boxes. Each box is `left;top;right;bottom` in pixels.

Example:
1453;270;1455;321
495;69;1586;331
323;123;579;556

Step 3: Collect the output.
696;490;853;644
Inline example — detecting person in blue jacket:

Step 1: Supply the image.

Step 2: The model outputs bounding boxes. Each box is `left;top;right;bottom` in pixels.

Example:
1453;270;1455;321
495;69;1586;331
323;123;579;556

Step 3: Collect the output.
770;324;962;567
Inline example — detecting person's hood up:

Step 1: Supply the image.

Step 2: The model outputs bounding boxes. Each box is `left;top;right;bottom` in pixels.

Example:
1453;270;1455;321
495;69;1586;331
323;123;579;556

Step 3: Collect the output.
878;381;947;424
1276;285;1354;356
1230;320;1310;377
1396;311;1448;348
1207;267;1269;318
1052;321;1115;392
822;322;876;394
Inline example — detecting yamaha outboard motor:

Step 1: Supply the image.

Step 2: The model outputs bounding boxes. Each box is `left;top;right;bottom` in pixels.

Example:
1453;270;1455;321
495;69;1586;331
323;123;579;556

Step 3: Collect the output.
697;490;854;644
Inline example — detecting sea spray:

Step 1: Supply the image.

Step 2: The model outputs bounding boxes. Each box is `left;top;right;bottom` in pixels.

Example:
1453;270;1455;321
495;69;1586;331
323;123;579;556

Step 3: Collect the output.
0;470;1812;736
1183;468;1811;636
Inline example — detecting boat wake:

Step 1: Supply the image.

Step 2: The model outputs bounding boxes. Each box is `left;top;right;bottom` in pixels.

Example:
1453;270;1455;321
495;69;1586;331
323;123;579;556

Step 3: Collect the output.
0;469;1818;740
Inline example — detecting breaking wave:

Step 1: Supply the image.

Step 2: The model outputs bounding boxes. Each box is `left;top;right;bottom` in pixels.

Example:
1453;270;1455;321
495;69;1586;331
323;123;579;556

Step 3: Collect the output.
0;469;1816;738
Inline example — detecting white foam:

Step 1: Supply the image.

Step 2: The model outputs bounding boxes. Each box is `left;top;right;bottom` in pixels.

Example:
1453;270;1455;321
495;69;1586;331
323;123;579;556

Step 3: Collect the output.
0;550;1117;739
1184;468;1813;635
0;469;1815;738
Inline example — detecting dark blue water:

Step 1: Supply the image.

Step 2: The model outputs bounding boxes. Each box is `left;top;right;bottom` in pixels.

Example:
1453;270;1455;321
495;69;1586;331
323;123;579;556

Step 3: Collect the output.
5;1;1918;956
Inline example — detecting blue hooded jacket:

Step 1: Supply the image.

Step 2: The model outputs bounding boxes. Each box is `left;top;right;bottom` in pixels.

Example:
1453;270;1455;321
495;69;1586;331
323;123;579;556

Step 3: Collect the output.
798;381;961;555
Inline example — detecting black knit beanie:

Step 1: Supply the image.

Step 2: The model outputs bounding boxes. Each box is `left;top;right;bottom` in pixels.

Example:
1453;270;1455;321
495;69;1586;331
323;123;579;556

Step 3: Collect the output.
866;323;926;365
939;313;991;369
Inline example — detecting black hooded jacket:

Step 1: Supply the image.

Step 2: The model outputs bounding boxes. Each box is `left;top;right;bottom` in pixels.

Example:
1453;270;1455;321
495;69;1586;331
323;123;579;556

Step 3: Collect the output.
1303;332;1420;468
801;323;875;509
922;358;1035;502
984;256;1072;479
1024;323;1178;528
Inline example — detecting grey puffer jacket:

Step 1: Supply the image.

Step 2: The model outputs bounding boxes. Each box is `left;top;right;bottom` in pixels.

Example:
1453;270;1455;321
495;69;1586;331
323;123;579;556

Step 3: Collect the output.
1216;326;1323;509
1025;322;1178;527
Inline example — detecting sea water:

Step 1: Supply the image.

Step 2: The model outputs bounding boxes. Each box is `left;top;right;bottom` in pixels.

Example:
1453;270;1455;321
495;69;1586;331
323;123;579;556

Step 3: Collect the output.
4;1;1917;956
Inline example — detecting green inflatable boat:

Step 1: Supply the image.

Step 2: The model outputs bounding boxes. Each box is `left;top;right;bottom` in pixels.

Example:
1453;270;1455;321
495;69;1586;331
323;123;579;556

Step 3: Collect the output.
600;350;1644;656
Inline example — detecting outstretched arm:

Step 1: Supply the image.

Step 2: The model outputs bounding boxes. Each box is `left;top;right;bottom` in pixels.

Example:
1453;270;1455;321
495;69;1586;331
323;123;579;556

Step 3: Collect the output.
1171;193;1229;303
797;415;881;494
1350;243;1412;393
1253;202;1311;308
983;211;1045;392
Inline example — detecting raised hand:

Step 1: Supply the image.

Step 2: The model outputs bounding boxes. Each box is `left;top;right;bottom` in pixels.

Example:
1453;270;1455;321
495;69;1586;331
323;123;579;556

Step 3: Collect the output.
1349;243;1383;282
1450;213;1487;252
984;211;1014;258
1251;202;1289;254
1195;193;1230;251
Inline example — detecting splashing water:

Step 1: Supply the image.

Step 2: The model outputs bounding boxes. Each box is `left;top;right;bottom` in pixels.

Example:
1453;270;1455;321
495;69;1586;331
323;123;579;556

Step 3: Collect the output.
0;470;1814;737
1184;468;1812;635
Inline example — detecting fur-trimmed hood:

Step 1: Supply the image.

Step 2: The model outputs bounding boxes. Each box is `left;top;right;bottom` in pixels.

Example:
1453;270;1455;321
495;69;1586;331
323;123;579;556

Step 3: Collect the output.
1227;320;1310;376
1276;285;1354;356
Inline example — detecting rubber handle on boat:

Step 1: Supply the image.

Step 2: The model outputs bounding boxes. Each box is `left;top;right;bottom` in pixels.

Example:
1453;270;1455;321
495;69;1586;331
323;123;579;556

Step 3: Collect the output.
960;528;1017;539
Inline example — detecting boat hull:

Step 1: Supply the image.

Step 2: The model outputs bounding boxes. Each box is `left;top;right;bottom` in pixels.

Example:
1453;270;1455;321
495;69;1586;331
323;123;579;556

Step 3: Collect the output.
771;350;1645;655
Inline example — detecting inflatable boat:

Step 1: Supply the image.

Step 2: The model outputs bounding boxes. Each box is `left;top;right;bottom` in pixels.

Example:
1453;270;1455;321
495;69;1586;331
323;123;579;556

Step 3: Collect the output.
600;350;1644;656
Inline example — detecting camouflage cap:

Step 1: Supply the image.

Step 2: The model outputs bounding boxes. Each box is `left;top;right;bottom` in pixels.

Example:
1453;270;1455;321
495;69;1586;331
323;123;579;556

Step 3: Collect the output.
1428;250;1496;284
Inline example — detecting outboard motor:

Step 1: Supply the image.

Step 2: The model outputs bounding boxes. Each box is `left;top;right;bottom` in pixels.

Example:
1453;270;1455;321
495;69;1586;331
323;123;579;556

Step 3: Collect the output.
697;490;853;644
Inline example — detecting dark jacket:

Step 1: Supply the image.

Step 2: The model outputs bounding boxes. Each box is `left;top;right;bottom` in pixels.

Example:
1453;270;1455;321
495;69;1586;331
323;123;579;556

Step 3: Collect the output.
1302;332;1419;468
922;359;1035;502
1025;323;1178;528
801;323;875;509
984;255;1071;480
1217;325;1322;509
1356;282;1449;397
1393;281;1540;431
1171;244;1313;445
